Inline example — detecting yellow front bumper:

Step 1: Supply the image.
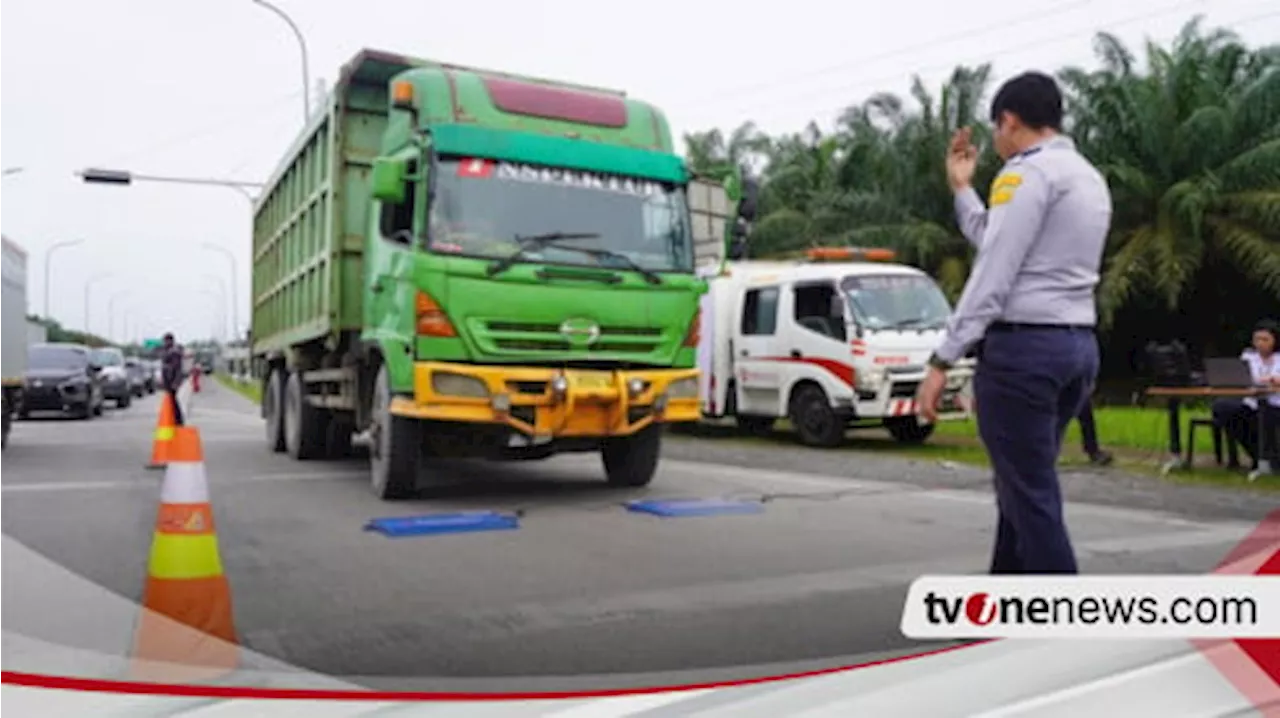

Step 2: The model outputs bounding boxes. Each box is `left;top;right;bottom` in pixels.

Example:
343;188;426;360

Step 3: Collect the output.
389;362;700;438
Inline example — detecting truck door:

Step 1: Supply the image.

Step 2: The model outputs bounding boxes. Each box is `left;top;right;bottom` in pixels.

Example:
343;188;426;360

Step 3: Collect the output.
369;155;426;341
784;280;854;397
732;284;783;417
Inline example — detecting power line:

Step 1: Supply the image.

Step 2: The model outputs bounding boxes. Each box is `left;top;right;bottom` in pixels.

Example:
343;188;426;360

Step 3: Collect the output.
696;0;1096;103
684;0;1276;132
99;89;303;168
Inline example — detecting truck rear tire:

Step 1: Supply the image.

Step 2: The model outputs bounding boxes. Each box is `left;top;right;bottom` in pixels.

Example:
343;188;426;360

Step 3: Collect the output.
284;371;328;460
789;384;845;448
369;364;419;500
264;370;286;453
885;417;935;445
602;424;661;487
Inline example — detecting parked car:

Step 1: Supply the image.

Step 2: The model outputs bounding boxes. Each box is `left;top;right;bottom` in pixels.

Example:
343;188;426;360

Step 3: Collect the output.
124;357;150;396
91;347;133;408
21;343;105;420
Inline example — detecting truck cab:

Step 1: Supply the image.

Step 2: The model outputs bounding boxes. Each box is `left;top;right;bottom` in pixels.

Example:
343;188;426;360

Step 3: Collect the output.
697;247;975;447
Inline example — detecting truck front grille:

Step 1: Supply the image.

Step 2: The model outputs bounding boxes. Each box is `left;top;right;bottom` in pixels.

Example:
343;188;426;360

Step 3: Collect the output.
482;320;663;356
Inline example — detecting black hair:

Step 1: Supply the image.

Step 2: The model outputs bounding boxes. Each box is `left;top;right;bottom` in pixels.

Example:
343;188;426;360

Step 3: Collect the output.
163;332;174;341
989;71;1064;131
1255;319;1279;343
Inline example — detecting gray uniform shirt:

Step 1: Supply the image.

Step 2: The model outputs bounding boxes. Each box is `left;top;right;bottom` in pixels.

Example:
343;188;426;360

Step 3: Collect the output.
935;135;1112;364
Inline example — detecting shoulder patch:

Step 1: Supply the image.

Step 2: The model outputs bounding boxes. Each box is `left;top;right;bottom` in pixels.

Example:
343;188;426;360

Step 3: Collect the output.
989;173;1023;206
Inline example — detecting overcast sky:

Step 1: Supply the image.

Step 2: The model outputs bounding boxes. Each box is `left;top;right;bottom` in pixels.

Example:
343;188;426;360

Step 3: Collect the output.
2;0;1276;344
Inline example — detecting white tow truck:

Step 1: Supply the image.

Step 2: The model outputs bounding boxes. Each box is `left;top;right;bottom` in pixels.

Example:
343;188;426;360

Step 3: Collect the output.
695;246;976;447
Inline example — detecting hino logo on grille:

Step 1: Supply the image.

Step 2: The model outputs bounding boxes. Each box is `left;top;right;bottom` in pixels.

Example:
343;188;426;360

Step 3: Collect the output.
559;318;601;346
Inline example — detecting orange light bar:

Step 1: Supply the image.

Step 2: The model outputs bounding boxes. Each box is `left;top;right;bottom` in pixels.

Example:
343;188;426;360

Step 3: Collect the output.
805;246;898;262
415;290;457;337
392;80;415;109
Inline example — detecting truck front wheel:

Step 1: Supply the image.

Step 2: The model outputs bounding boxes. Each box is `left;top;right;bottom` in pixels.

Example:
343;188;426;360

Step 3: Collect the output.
284;371;328;460
264;370;286;453
601;425;661;487
369;364;419;500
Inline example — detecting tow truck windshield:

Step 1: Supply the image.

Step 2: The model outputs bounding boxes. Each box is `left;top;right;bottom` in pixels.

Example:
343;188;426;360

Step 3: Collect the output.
841;274;952;331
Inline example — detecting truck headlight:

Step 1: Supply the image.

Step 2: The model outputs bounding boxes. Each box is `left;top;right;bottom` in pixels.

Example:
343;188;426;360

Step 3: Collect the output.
430;371;488;398
666;377;698;399
859;369;886;392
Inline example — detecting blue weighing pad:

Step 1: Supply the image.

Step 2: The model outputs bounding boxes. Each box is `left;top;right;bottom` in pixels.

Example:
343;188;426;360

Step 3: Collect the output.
364;511;520;538
624;498;764;518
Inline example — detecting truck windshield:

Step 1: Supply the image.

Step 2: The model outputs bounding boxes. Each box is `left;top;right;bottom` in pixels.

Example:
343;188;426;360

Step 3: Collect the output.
840;274;952;331
427;157;694;272
30;346;89;370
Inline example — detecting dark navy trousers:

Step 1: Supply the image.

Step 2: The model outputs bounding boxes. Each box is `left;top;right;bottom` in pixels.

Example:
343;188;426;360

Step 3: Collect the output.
973;325;1099;574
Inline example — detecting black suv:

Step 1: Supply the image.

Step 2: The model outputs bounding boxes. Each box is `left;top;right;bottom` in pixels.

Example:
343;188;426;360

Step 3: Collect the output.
21;343;106;420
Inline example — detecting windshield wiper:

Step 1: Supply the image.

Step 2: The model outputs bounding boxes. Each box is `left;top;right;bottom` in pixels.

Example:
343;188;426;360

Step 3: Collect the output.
884;317;945;330
486;232;662;285
486;232;601;277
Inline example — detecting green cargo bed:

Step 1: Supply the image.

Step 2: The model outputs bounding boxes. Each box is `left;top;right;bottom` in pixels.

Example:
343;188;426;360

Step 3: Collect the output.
251;50;410;356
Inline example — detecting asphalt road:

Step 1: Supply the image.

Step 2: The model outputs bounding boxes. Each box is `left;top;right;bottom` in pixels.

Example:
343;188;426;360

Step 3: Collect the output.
3;381;1272;689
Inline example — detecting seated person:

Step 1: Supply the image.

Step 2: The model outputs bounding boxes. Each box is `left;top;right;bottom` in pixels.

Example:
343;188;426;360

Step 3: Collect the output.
1212;319;1280;466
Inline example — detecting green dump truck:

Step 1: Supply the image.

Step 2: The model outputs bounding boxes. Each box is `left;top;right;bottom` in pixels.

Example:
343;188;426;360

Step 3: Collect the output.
251;49;757;499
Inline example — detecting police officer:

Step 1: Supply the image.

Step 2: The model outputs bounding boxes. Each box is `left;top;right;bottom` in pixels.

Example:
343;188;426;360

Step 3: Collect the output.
916;71;1111;574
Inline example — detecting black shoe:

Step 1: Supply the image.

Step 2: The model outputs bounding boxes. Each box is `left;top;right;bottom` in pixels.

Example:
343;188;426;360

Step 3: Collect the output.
1089;451;1114;466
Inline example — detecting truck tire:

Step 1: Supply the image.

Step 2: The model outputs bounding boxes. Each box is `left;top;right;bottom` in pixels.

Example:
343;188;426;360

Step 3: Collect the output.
885;417;935;445
602;424;661;487
325;418;355;458
264;370;287;453
284;371;328;460
369;364;419;499
789;384;844;448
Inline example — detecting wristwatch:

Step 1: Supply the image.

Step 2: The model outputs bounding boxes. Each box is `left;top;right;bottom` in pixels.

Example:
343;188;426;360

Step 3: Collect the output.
927;352;952;371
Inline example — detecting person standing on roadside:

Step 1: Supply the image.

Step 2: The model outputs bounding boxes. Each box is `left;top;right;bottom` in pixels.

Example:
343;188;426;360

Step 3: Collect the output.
915;72;1112;574
160;332;186;426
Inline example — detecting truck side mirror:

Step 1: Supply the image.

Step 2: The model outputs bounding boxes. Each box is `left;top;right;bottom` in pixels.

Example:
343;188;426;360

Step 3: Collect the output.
372;157;407;204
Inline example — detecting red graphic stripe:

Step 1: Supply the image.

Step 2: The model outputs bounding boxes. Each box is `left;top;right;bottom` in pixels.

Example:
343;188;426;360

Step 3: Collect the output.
1;642;987;701
757;357;855;387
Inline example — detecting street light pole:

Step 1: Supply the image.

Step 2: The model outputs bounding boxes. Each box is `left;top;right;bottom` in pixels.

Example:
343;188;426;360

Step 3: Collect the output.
77;168;262;194
44;239;86;318
108;290;131;344
202;244;240;343
83;272;113;335
199;290;226;342
202;275;228;338
251;0;311;121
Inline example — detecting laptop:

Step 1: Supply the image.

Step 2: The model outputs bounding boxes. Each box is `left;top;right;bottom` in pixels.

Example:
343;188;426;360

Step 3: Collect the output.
1204;357;1256;388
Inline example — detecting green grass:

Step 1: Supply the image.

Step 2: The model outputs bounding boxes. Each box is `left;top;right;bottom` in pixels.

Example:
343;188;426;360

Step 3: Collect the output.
216;374;262;404
676;410;1278;492
933;404;1212;455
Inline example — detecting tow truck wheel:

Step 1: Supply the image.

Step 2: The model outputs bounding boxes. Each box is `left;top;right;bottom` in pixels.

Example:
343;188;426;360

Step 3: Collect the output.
789;384;845;448
369;364;419;500
885;417;935;445
602;424;661;487
284;371;328;460
264;370;287;453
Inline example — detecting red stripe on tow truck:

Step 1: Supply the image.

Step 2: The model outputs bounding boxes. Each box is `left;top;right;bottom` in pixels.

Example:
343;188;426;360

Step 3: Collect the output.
756;357;855;387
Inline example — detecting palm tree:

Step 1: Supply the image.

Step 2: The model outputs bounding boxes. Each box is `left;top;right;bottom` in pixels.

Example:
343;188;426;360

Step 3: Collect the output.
1060;17;1280;327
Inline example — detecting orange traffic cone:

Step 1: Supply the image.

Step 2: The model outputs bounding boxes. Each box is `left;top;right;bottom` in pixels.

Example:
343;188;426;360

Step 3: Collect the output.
145;392;178;470
130;426;239;683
